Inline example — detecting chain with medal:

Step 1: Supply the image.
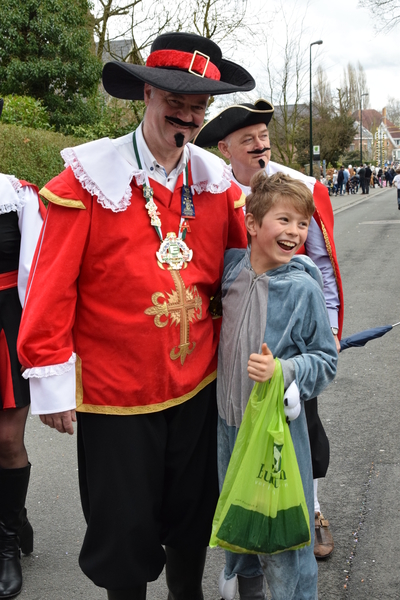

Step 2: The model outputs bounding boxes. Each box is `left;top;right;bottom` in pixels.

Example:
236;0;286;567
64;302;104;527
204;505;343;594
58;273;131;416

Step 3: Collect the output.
132;131;195;271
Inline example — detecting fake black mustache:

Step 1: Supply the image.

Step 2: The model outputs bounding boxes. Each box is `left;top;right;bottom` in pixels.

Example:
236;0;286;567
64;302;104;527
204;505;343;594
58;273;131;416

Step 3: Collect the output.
247;147;271;155
165;116;199;128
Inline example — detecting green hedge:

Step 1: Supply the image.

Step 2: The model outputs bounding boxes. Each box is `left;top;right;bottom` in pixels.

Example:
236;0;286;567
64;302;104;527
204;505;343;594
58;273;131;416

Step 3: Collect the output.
0;123;86;190
0;124;229;192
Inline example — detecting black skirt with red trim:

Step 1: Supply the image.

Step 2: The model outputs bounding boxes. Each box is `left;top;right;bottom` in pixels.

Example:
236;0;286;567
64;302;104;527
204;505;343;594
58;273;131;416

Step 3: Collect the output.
0;285;30;410
0;211;30;410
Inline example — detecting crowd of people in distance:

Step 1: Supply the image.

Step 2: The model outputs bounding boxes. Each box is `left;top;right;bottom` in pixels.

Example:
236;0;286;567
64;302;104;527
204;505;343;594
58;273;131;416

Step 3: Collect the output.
322;164;399;196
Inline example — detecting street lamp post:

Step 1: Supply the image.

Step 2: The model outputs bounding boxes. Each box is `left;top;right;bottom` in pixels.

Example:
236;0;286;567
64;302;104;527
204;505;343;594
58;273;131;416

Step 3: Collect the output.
309;40;323;177
360;92;368;165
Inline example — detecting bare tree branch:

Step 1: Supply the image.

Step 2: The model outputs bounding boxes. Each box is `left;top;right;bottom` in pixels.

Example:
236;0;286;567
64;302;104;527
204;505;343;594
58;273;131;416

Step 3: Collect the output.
94;0;144;59
386;96;400;125
258;1;310;166
340;62;370;113
92;0;258;65
358;0;400;31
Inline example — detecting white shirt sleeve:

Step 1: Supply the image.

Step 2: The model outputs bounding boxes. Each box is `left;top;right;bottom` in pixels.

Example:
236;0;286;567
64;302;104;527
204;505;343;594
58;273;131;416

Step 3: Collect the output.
305;217;340;329
23;353;77;414
17;186;44;306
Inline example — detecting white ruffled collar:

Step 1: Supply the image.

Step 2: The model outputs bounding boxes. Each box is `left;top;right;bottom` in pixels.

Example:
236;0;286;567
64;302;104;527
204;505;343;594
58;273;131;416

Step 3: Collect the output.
61;130;232;212
0;174;24;214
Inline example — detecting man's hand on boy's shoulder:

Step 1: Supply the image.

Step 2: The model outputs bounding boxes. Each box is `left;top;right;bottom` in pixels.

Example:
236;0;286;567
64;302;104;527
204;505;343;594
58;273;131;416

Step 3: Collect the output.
248;343;275;382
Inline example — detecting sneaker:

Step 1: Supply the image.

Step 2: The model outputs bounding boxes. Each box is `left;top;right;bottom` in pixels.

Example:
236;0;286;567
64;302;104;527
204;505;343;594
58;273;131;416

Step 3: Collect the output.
219;569;238;600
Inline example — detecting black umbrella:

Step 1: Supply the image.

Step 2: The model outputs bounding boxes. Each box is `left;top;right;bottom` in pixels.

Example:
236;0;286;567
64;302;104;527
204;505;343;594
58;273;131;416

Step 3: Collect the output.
340;322;400;351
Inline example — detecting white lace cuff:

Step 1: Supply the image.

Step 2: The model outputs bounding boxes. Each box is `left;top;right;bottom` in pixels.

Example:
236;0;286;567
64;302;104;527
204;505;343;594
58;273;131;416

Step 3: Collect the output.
23;353;76;379
0;174;24;214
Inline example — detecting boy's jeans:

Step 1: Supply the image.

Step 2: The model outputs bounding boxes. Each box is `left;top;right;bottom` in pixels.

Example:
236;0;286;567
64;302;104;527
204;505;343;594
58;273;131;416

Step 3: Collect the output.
217;413;318;600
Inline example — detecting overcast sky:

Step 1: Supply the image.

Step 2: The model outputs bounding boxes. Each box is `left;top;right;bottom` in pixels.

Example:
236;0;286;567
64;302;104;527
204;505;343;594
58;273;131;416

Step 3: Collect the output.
297;0;397;111
225;0;398;114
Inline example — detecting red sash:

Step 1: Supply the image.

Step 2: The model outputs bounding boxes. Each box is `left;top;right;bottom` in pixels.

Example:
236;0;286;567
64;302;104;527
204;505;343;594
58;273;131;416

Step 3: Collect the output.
0;270;18;290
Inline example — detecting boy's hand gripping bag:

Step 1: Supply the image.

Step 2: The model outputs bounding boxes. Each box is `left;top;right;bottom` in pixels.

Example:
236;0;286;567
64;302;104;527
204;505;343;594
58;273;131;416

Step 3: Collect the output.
210;359;311;554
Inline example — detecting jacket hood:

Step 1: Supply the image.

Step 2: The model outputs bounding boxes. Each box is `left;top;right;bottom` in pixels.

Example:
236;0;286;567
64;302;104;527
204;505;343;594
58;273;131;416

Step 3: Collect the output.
268;255;324;290
222;248;324;295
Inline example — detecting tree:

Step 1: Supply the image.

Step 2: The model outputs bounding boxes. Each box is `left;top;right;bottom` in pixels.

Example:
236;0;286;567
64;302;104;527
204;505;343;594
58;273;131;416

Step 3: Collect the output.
93;1;182;63
294;111;356;168
386;96;400;126
256;3;310;168
340;62;370;113
294;69;357;168
0;0;103;130
92;0;251;63
190;0;250;48
358;0;400;31
313;65;332;109
94;0;142;61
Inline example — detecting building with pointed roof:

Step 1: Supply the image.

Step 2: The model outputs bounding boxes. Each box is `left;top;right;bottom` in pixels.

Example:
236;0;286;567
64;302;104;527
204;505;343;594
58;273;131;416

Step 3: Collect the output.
351;107;400;164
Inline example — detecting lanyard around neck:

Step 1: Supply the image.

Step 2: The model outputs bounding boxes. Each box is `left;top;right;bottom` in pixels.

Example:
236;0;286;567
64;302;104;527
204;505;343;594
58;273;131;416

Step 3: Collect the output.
132;130;191;242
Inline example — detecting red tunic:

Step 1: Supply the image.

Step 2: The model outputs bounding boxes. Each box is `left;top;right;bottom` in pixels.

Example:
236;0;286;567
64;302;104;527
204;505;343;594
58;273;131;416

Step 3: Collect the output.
297;181;344;339
18;165;247;415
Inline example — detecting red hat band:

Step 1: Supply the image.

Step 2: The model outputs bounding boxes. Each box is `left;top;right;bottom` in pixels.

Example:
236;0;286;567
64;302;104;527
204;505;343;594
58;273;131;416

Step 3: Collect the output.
146;49;221;81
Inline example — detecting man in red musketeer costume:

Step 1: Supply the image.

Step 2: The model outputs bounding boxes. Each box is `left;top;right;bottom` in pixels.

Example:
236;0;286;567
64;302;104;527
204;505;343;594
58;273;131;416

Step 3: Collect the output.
195;100;344;600
17;33;255;600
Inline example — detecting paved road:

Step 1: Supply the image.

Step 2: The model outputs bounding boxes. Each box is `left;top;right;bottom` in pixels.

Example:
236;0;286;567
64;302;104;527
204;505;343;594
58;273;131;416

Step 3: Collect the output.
19;184;400;599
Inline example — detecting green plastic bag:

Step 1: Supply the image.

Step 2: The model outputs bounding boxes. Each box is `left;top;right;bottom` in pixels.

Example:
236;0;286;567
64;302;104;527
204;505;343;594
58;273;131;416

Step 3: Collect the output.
210;359;311;555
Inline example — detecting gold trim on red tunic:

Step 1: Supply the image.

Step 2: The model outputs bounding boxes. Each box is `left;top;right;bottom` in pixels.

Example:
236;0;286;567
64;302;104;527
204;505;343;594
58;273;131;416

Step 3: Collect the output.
75;355;83;407
75;369;217;414
39;187;86;210
234;192;246;209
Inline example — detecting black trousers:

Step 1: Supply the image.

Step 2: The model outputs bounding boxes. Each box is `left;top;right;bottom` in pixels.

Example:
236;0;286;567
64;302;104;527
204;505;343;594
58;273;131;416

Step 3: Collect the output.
304;397;330;480
77;381;218;589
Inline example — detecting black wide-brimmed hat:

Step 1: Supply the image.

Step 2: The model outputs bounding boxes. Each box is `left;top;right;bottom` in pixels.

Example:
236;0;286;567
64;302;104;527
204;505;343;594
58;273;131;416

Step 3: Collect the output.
194;98;274;148
102;32;255;99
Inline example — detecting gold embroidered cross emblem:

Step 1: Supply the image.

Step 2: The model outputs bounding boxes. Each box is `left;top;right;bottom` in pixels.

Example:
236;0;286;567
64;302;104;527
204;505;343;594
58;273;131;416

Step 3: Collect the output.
144;270;202;365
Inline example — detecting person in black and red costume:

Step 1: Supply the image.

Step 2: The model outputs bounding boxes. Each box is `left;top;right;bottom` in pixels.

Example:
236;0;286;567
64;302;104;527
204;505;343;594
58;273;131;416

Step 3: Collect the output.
0;98;46;599
17;34;255;600
195;100;344;600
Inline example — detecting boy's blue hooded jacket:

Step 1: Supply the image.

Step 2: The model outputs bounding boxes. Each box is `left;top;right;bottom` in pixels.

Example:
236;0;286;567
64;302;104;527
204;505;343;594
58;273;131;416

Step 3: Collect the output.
217;248;338;428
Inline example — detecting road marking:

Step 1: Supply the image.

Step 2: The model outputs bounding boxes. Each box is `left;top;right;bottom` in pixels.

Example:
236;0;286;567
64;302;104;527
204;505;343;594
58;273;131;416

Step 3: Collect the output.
360;221;400;224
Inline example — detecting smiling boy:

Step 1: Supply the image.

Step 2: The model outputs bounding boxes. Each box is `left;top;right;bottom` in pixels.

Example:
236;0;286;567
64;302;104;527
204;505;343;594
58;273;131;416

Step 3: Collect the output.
217;171;337;600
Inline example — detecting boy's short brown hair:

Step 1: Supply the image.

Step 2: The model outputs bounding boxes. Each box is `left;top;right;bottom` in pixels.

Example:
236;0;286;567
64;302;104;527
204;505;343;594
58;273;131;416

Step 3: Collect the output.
246;171;315;243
